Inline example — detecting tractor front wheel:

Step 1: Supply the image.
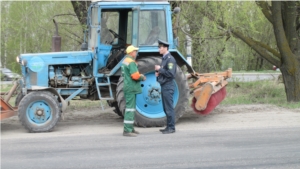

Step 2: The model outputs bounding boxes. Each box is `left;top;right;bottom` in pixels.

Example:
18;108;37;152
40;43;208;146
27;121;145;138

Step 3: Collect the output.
18;91;61;132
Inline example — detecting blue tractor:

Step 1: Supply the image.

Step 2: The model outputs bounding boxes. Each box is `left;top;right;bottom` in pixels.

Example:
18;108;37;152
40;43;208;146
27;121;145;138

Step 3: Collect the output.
15;1;230;132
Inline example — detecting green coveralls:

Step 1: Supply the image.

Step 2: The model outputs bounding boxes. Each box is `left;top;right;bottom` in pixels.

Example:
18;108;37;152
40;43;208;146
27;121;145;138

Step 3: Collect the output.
121;55;144;133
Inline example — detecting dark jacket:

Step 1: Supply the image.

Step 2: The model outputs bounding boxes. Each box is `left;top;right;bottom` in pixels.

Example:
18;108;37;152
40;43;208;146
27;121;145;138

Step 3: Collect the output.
157;52;177;86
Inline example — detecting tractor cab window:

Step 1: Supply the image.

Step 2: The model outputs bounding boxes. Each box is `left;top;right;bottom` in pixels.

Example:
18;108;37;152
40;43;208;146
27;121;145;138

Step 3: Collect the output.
101;11;120;45
139;10;167;46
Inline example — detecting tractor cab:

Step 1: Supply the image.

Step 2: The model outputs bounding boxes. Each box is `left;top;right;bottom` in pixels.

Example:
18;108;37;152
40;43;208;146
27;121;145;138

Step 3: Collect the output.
87;1;171;72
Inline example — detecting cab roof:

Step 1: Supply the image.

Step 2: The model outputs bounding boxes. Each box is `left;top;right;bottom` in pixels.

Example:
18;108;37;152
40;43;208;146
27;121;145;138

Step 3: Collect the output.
93;0;169;6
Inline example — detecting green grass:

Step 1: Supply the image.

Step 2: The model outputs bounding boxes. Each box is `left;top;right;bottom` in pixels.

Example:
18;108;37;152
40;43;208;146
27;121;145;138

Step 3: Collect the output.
68;99;109;110
0;84;14;93
222;80;300;109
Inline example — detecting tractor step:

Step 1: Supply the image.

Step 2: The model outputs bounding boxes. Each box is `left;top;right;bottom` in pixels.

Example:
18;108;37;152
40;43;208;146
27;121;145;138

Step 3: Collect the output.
95;76;114;101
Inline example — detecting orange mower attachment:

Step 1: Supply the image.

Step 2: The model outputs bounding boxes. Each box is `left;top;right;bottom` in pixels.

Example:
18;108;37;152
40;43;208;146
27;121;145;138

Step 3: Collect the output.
0;81;19;120
188;68;232;115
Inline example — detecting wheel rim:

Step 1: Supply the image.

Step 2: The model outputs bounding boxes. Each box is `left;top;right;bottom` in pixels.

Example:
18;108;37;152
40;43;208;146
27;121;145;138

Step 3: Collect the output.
136;71;179;118
26;100;52;124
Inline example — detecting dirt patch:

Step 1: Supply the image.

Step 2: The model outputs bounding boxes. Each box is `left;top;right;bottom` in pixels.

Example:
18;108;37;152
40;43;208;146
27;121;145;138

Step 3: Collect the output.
1;104;300;139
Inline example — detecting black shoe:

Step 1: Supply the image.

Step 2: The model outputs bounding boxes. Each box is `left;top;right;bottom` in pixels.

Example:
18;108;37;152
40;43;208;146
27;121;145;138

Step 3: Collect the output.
162;129;175;134
159;127;168;132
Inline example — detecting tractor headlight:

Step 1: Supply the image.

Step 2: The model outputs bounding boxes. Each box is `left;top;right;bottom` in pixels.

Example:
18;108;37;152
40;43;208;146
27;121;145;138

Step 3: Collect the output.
21;59;27;66
16;56;20;63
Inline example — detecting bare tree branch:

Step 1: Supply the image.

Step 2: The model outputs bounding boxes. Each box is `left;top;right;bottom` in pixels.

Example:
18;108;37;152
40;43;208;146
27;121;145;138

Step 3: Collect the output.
53;13;77;18
57;22;80;26
62;27;82;40
252;39;281;59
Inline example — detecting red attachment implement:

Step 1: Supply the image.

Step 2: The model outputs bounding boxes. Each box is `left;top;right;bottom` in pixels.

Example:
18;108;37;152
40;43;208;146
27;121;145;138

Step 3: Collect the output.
0;81;19;120
188;68;232;115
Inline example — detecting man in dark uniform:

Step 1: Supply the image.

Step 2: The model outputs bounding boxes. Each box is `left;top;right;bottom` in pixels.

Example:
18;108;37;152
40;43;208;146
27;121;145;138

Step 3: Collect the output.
155;39;177;134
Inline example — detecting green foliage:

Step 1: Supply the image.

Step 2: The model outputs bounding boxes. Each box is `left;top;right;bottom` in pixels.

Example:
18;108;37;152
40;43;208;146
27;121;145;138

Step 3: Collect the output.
177;1;275;73
1;1;83;73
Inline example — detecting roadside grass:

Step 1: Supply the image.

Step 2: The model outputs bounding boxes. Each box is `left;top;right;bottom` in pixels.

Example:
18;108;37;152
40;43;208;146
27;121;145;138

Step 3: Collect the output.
0;84;14;93
222;80;300;109
68;98;109;110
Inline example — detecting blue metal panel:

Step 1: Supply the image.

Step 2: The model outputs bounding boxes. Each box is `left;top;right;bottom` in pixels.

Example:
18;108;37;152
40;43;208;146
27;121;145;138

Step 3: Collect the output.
98;2;169;8
63;88;87;102
19;51;93;88
20;51;93;65
93;44;112;76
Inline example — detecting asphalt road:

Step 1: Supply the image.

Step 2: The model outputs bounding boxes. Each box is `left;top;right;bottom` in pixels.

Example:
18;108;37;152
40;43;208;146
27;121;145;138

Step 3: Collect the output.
229;73;281;82
2;127;300;169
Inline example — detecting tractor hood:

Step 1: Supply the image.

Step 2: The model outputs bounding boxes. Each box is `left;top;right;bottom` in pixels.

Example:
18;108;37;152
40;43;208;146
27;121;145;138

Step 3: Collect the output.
19;51;93;73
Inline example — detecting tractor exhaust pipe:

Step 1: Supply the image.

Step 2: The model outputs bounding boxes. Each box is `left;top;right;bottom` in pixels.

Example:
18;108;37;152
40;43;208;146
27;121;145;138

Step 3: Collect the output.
52;19;61;52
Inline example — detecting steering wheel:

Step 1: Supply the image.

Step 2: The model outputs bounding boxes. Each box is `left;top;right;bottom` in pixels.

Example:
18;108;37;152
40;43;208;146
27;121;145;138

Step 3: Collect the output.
108;29;125;42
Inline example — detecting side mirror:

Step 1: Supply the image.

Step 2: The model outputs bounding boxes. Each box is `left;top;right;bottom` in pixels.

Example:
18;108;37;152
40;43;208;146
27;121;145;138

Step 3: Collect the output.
173;7;180;14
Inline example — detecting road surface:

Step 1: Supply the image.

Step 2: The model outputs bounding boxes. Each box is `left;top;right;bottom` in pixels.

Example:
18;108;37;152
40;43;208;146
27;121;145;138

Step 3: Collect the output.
2;127;300;169
229;73;281;82
1;104;300;169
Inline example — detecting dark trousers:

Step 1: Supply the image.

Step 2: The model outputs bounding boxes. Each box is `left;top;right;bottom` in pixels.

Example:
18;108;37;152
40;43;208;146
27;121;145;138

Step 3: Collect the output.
161;85;175;130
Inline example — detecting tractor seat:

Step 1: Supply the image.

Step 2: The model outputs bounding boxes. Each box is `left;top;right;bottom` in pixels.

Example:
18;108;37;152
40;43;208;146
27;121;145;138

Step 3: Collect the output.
106;49;125;70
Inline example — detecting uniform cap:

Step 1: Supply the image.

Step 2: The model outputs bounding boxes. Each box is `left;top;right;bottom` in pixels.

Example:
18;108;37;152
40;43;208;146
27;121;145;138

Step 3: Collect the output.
126;45;139;54
158;39;169;47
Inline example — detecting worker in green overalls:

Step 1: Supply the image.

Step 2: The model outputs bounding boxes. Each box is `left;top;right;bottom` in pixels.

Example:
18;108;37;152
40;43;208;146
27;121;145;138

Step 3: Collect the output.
121;45;146;137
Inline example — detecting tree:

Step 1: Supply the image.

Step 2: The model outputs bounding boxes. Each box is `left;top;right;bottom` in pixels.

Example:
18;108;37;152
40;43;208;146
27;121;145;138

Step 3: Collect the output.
1;1;83;72
178;1;300;102
176;1;275;73
71;1;91;31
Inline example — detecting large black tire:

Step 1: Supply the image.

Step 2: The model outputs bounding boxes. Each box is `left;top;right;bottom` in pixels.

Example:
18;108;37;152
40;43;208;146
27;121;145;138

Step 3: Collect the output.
107;100;123;117
18;91;61;132
116;56;189;127
15;92;24;106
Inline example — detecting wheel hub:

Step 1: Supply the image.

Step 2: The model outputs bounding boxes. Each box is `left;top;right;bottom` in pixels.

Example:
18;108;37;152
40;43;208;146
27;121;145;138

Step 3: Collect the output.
36;109;44;116
148;86;161;103
26;101;52;124
135;71;179;119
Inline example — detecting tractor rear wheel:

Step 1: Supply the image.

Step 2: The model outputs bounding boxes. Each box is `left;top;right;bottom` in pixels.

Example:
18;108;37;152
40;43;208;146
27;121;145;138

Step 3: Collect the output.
116;56;189;127
18;91;61;132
